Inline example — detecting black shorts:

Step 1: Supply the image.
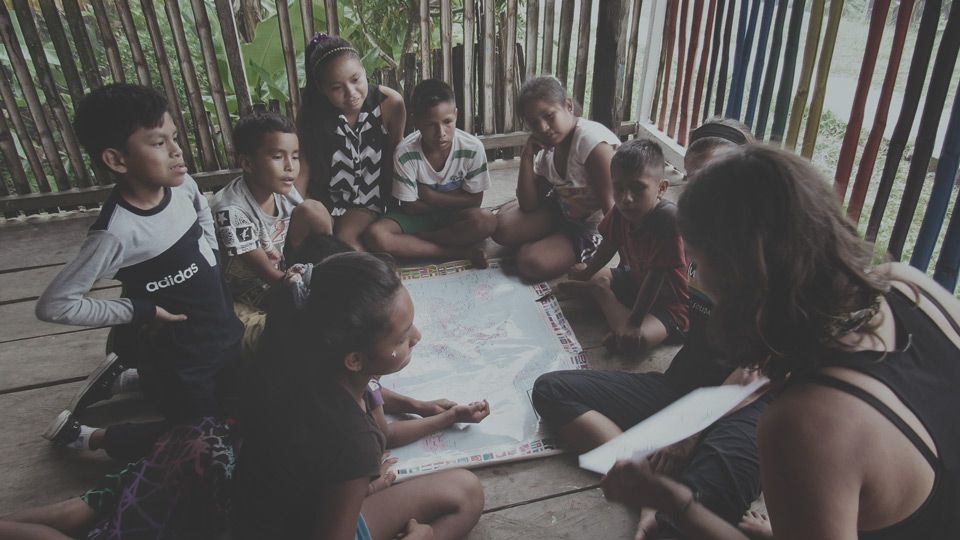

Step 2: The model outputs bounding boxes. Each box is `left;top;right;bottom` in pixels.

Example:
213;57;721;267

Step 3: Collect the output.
532;368;768;532
609;265;685;342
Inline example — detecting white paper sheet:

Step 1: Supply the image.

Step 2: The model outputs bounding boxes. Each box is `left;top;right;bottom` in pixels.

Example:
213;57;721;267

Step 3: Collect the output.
579;377;770;475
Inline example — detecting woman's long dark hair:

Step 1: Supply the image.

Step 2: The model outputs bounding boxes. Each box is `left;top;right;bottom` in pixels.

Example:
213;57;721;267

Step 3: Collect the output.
678;145;889;381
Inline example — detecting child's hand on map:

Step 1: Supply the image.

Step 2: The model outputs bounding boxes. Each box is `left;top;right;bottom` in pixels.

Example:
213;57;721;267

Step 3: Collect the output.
415;398;458;417
367;453;399;495
393;519;434;540
603;325;646;355
452;400;490;423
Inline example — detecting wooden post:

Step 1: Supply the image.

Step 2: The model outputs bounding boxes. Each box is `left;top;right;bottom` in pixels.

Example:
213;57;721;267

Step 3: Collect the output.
482;0;496;134
865;0;939;240
325;0;339;34
420;0;432;79
164;0;219;170
0;66;42;194
784;0;825;150
503;0;518;132
13;0;91;187
141;0;196;172
0;3;69;191
657;1;678;129
637;0;667;123
623;0;645;119
833;0;888;198
592;0;626;128
402;52;417;133
38;1;86;106
114;0;152;85
800;0;844;158
275;0;302;122
63;0;103;89
667;0;689;137
91;0;126;83
463;0;476;133
541;0;555;74
214;0;254;117
556;0;575;85
612;0;633;123
441;0;454;84
525;0;539;80
847;0;913;222
0;104;30;195
690;0;718;132
191;0;236;164
301;0;315;44
573;0;593;104
678;0;705;144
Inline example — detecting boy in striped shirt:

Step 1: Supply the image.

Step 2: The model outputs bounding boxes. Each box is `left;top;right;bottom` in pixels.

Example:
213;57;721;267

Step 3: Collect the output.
363;79;496;267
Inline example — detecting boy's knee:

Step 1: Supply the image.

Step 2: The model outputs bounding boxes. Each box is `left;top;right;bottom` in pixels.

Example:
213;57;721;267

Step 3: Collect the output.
531;372;568;422
445;469;485;515
295;200;333;228
516;246;554;280
466;209;498;238
491;214;518;245
361;223;394;253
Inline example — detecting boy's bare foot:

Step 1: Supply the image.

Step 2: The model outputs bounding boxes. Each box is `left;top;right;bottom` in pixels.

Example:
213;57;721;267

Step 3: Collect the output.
635;508;659;540
738;510;773;540
468;247;489;269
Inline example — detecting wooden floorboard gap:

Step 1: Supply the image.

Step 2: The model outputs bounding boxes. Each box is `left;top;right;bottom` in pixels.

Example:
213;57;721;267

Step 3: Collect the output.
0;376;86;397
481;484;600;514
0;325;107;345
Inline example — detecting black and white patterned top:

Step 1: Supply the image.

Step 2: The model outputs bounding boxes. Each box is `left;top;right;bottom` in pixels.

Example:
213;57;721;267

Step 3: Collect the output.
323;85;389;216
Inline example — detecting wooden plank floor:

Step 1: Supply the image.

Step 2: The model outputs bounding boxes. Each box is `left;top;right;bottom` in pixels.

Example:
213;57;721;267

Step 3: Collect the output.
0;164;688;537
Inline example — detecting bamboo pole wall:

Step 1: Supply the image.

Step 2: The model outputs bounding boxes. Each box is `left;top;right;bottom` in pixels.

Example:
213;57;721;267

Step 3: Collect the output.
0;0;953;282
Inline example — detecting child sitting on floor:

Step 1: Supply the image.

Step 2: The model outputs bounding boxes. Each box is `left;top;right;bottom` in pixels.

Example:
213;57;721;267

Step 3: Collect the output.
210;112;333;359
363;79;497;267
35;84;243;462
296;33;406;250
493;76;618;280
235;252;487;539
212;112;333;308
563;139;689;354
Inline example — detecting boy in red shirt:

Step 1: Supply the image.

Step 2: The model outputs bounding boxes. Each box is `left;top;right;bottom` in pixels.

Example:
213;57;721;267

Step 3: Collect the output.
564;138;689;354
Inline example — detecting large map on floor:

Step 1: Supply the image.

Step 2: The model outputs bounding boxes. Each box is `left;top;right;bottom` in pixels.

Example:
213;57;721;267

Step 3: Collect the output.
381;261;587;481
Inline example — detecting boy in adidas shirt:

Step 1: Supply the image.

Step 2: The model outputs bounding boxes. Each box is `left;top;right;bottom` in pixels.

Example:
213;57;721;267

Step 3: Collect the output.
35;84;243;461
363;79;497;267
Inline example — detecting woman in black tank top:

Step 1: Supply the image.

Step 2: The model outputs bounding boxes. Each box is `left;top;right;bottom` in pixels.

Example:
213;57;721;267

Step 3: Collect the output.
599;145;960;539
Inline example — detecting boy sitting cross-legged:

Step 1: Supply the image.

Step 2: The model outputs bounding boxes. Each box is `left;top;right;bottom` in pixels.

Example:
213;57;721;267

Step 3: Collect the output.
363;79;497;266
210;112;333;359
36;84;244;462
562;139;690;354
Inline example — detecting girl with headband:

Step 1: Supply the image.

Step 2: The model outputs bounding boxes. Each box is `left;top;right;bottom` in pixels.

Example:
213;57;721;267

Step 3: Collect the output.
296;34;407;251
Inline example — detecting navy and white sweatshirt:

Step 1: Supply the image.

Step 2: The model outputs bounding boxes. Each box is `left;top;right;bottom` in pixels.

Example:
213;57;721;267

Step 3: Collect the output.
36;176;242;352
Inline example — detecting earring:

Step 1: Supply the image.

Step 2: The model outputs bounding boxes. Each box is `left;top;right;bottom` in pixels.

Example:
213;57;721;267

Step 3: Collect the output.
391;351;398;358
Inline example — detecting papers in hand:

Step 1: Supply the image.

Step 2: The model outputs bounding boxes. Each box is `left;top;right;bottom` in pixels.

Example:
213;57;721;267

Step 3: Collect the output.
578;378;769;474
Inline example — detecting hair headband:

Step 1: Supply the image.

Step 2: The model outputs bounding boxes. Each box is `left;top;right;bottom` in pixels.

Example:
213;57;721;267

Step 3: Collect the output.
689;123;748;146
309;31;359;70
